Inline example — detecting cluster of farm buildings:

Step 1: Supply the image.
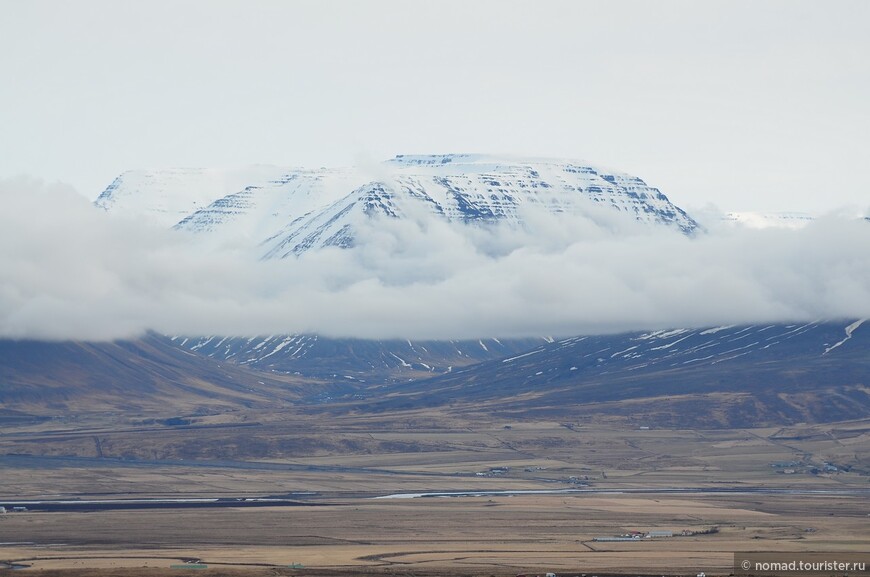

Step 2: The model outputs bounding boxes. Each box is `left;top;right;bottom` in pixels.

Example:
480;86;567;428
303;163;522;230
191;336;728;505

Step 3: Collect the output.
592;528;711;542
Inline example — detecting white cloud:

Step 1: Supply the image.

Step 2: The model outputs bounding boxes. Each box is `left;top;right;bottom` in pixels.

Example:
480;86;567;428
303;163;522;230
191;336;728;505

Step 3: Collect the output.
2;177;869;341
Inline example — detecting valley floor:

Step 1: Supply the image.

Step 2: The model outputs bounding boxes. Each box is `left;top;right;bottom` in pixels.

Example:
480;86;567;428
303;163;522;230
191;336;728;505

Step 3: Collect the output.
1;411;869;576
1;492;868;576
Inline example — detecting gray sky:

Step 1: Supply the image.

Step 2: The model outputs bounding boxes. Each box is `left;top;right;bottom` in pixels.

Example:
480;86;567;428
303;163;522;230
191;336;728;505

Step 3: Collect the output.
2;0;869;214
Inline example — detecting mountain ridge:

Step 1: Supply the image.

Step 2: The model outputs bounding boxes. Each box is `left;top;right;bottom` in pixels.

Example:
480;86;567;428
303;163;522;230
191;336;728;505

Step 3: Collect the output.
358;319;870;427
2;321;867;428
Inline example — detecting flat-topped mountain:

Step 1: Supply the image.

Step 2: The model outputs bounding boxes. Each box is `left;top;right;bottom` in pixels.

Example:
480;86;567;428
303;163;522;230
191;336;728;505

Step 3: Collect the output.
95;154;699;258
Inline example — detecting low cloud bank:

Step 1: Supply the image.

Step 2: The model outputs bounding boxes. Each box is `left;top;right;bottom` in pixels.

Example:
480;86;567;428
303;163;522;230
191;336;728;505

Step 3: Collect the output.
2;177;869;341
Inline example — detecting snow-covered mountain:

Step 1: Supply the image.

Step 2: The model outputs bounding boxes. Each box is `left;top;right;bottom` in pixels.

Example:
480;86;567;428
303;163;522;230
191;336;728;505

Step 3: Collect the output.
723;211;815;229
95;166;294;228
95;154;699;257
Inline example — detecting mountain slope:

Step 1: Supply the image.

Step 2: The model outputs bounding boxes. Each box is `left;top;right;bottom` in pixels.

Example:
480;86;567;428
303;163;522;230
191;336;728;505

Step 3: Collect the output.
360;320;870;427
172;335;547;384
3;322;867;428
0;334;327;415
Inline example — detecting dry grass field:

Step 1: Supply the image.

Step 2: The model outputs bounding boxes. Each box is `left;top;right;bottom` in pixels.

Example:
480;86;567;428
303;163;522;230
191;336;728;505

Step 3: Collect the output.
2;409;869;576
1;493;868;575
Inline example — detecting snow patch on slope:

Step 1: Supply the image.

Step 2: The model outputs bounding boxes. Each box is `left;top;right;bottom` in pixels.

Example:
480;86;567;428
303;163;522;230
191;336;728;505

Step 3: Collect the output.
823;319;866;355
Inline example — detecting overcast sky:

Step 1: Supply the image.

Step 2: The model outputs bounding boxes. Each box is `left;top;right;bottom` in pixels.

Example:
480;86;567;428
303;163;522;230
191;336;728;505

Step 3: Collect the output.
2;0;869;214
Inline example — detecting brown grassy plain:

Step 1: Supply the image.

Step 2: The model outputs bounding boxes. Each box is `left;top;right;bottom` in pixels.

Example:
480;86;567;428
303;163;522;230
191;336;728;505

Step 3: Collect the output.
2;410;868;576
1;493;868;576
